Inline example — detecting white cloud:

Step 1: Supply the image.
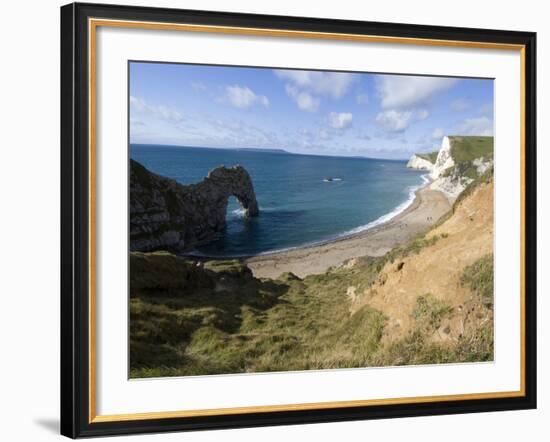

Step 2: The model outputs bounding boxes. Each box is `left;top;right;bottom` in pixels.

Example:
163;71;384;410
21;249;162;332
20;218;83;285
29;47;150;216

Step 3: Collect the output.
376;75;457;109
432;128;444;139
285;85;320;112
155;105;184;121
356;93;369;105
375;110;412;132
375;109;428;133
456;116;493;136
274;70;355;99
328;112;353;129
130;96;146;111
224;85;269;109
130;96;184;122
416;109;429;120
479;102;493;115
204;117;281;148
450;98;471;112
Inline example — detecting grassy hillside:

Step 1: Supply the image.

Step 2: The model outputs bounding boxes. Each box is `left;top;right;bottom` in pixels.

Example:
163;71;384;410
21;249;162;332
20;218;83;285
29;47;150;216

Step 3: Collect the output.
449;136;493;163
439;136;494;180
130;173;494;378
416;151;439;164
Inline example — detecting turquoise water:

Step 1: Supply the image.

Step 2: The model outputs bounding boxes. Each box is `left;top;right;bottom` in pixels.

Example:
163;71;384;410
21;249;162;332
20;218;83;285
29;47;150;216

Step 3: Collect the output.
130;144;425;257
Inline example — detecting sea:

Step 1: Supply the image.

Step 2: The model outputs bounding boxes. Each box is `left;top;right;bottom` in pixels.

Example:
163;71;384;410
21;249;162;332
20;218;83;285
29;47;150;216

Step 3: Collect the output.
130;144;426;257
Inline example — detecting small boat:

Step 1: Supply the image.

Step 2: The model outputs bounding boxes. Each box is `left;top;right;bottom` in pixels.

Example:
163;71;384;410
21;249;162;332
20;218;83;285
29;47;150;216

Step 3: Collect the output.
323;177;342;182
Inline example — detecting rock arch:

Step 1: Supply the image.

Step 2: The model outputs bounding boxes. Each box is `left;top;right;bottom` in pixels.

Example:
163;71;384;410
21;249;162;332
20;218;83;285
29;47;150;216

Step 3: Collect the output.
130;159;259;253
203;166;259;217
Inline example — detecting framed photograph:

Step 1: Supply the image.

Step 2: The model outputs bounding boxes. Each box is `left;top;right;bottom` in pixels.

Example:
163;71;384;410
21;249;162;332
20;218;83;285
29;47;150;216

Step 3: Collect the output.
60;2;536;438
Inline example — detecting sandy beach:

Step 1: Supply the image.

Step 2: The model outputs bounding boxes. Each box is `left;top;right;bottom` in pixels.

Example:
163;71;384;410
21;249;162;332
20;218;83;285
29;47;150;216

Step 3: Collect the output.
245;186;452;279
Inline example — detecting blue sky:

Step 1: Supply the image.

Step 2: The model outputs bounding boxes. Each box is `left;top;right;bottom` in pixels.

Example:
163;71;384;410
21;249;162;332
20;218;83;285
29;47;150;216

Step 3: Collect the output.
129;62;493;159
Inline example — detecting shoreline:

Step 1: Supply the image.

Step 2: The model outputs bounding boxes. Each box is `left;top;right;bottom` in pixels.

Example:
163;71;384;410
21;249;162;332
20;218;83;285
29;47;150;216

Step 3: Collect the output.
244;185;452;279
187;174;430;261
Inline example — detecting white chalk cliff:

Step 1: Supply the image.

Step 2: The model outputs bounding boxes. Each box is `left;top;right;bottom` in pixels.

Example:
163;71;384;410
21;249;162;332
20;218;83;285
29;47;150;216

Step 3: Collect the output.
430;136;455;179
406;154;434;171
407;136;493;200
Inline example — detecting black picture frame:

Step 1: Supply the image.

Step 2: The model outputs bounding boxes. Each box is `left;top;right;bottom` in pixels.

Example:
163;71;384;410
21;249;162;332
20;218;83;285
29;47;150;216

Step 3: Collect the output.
60;2;537;438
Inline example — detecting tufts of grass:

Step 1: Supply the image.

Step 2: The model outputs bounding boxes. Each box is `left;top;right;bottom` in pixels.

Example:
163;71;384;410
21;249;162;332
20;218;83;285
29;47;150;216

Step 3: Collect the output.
375;291;492;366
382;233;443;267
130;251;216;296
335;306;387;356
461;254;494;306
375;330;456;366
129;251;391;377
453;166;493;211
130;220;493;377
412;294;453;329
448;136;493;164
453;322;494;362
438;136;493;186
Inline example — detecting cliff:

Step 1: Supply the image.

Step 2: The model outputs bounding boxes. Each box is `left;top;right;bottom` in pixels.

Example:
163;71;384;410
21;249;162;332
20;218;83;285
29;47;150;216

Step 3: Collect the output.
408;136;493;199
430;136;455;179
130;159;259;253
130;170;494;377
406;154;435;171
349;169;494;348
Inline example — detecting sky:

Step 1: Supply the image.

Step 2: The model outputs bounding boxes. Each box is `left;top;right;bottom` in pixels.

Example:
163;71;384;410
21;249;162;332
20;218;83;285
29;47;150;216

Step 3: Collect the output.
129;62;494;160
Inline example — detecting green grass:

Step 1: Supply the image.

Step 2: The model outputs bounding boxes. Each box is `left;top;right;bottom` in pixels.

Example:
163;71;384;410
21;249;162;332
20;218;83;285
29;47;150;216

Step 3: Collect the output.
416;151;439;164
412;294;453;329
438;136;493;181
129;226;490;377
130;194;493;377
452;166;493;210
130;253;393;377
375;325;493;366
374;293;492;366
449;136;494;164
391;234;441;258
461;254;494;306
129;137;496;377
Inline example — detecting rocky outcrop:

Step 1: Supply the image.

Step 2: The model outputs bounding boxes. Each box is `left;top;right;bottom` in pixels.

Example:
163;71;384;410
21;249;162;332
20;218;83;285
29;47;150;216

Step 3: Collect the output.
473;157;493;175
408;136;494;200
130;159;259;253
429;175;472;199
406;154;434;171
430;136;455;179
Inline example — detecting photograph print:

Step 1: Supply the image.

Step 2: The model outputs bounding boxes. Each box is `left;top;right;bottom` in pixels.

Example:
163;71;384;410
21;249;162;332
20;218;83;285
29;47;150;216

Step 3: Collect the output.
129;61;495;379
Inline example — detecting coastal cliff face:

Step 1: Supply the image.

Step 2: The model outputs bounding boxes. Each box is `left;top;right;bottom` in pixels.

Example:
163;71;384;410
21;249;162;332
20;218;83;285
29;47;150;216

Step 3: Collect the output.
130;159;259;253
430;136;455;179
130;170;495;377
408;135;493;200
406;154;434;171
349;171;494;349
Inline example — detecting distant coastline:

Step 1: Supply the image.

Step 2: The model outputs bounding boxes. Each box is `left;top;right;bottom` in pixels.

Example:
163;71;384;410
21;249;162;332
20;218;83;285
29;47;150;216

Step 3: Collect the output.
232;147;289;154
130;143;409;162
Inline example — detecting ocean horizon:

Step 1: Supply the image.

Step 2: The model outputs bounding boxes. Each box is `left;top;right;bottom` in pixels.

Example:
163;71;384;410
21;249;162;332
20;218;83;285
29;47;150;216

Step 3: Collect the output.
130;143;425;257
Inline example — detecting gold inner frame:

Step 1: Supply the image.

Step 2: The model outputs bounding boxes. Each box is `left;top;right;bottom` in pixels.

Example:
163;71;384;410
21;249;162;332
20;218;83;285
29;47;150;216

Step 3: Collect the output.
87;18;527;424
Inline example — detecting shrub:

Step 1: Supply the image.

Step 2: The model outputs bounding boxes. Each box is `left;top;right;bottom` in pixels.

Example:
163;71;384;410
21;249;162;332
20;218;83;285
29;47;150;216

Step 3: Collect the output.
460;254;494;306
